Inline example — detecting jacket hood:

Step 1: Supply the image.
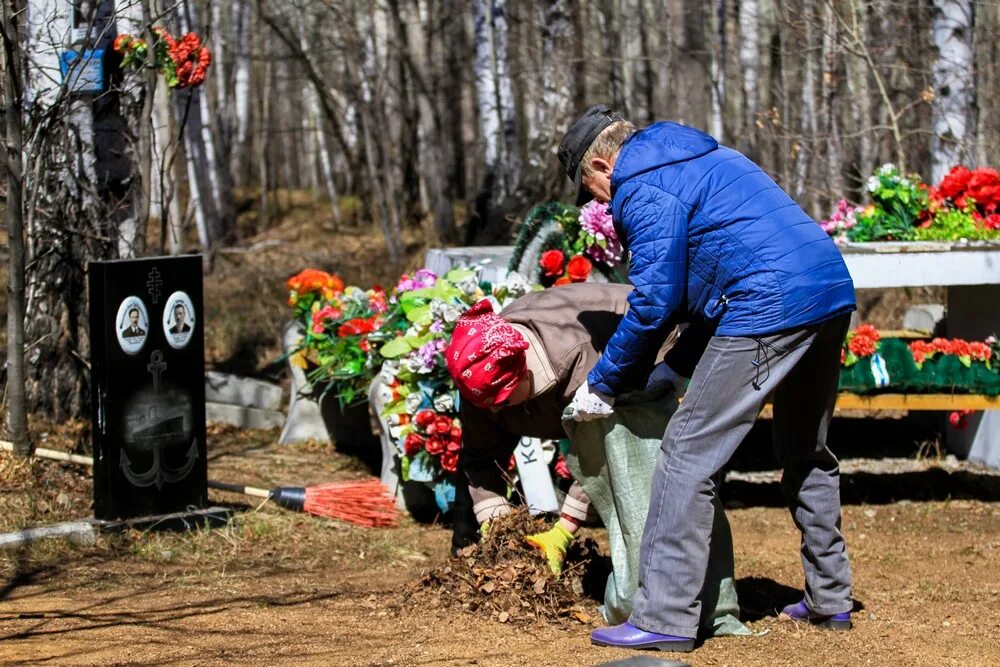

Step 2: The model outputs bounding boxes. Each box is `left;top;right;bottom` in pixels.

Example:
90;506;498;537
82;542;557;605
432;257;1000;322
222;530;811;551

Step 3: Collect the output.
611;122;719;189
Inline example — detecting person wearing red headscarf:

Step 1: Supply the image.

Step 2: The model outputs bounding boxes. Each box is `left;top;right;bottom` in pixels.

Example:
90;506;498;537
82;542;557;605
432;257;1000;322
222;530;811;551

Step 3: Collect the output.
446;283;708;574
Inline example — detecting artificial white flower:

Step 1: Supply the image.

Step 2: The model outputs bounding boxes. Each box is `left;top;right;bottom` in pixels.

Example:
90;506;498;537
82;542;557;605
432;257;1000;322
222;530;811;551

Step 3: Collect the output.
443;304;466;323
456;276;480;296
498;272;532;299
405;391;423;413
433;392;455;413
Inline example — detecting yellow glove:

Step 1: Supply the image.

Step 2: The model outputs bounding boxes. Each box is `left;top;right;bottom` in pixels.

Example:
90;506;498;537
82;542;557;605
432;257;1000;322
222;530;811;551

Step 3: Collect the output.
525;524;574;575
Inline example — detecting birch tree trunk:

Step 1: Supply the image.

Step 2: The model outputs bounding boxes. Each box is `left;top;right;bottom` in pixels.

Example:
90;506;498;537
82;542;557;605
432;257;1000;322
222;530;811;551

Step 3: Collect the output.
739;0;760;152
3;0;30;455
842;0;874;188
930;0;974;182
468;0;520;243
528;0;574;195
974;0;1000;166
231;0;252;188
793;0;818;205
709;0;727;140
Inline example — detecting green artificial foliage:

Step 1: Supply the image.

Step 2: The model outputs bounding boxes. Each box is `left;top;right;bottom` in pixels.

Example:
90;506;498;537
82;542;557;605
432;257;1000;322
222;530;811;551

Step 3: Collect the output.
838;338;1000;395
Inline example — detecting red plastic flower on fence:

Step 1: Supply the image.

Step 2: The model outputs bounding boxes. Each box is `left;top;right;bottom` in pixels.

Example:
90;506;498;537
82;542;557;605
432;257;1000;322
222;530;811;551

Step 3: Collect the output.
847;324;881;358
567;255;593;283
540;249;566;277
969;341;992;361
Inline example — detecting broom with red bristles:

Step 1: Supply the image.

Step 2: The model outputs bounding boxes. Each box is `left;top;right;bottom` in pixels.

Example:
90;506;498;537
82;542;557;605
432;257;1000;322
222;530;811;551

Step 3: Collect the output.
207;478;397;528
1;442;398;528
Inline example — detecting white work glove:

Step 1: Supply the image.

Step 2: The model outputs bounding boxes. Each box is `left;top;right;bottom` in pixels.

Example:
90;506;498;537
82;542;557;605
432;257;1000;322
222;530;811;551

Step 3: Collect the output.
645;362;684;394
570;382;615;422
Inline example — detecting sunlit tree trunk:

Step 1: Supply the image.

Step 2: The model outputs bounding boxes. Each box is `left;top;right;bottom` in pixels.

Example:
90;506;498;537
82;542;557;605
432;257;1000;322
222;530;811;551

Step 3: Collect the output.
930;0;974;182
3;0;30;455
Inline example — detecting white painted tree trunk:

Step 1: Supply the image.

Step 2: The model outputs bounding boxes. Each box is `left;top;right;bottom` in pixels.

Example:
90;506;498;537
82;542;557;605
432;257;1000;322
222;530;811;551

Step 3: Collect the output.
931;0;974;182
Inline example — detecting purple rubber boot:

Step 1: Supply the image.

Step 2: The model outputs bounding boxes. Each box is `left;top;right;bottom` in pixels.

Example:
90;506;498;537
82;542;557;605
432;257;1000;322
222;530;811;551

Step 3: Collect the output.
590;622;695;652
780;600;852;631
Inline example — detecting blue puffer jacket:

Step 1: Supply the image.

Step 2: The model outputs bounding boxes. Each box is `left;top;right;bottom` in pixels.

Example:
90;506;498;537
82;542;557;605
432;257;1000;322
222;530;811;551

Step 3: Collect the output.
588;122;856;396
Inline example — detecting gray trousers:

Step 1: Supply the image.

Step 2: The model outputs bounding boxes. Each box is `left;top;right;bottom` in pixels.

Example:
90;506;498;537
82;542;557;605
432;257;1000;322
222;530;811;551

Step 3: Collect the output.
630;314;853;638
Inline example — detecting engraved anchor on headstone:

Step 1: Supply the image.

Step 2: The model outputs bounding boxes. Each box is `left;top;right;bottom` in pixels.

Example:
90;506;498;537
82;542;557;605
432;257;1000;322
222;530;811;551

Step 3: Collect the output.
120;349;199;489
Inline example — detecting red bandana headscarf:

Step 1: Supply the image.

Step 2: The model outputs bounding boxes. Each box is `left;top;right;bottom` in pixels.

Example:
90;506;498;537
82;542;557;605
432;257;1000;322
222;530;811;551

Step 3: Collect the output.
445;299;529;409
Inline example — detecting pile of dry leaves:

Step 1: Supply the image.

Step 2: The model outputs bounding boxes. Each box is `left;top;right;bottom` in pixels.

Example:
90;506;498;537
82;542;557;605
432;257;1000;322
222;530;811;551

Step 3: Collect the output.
413;508;609;626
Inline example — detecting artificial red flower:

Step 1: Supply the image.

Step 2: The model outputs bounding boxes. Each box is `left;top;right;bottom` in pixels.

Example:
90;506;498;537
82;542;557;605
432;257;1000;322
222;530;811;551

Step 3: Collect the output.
981;213;1000;230
554;455;572;480
567;255;593;283
934;166;972;203
449;426;463;442
440;451;459;473
286;268;343;295
848;325;880;358
403;433;425;456
930;338;951;354
540;249;566;277
969;342;992;361
949;339;972;358
948;411;964;428
425;436;446;456
359;339;371;353
432;416;454;435
415;409;437;428
446;439;461;453
311;305;342;333
853;324;881;342
169;32;213;89
338;317;375;337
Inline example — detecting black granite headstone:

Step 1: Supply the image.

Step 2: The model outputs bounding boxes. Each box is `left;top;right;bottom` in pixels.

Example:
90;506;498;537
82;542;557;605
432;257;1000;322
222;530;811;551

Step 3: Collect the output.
89;255;207;519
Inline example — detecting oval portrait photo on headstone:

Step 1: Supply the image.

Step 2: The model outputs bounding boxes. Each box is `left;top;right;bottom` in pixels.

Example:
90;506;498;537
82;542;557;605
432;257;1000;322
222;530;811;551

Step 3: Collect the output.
115;296;150;356
163;291;196;350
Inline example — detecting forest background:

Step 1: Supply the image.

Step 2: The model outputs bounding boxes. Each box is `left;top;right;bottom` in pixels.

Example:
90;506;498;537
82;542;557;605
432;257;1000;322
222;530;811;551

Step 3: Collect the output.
1;0;998;430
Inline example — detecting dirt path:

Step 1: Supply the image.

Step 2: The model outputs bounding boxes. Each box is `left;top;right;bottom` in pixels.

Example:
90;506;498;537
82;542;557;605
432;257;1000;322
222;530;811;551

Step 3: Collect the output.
2;495;998;666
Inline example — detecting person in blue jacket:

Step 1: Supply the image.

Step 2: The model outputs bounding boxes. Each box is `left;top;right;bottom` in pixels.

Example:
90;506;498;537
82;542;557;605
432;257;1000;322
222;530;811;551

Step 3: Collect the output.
558;105;857;652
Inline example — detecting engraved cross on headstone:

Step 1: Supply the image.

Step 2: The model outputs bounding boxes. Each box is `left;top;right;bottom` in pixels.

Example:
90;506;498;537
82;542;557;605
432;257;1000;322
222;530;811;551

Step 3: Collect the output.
146;267;163;304
147;350;167;392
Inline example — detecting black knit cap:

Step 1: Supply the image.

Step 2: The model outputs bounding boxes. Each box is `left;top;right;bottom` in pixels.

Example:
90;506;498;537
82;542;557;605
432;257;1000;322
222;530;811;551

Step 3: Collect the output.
558;104;623;205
